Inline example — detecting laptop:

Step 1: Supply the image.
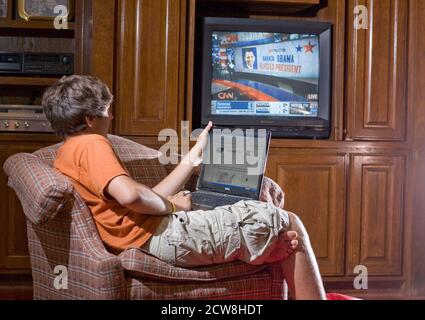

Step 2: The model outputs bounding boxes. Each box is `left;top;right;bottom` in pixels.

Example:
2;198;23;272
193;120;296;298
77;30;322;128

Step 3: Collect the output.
191;127;271;210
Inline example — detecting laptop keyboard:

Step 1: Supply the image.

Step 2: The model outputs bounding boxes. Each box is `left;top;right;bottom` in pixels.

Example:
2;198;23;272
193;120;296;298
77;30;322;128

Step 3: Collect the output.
191;191;247;209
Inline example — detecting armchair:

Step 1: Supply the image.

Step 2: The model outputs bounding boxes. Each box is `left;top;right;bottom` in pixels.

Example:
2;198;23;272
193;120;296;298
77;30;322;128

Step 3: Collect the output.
3;134;287;300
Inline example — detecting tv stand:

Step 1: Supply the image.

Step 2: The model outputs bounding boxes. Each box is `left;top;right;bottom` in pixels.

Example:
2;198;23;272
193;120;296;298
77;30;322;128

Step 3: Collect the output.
207;124;330;139
268;126;330;139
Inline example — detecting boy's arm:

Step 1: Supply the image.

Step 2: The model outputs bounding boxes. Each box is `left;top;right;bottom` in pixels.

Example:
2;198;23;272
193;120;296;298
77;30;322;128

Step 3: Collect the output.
152;122;212;198
151;146;199;198
78;136;191;214
106;175;191;214
106;175;172;215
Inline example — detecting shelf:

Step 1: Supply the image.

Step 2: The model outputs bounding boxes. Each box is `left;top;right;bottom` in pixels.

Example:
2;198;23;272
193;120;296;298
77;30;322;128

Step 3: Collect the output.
0;132;60;143
0;76;60;86
197;0;326;16
0;20;75;30
199;0;320;3
0;20;74;38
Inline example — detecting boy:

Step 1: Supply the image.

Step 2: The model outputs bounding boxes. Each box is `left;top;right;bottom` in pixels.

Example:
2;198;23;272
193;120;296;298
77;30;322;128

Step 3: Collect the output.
43;75;326;299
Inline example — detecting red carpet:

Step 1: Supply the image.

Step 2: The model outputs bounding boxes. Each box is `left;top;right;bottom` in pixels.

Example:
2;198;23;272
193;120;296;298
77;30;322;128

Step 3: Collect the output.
326;293;360;300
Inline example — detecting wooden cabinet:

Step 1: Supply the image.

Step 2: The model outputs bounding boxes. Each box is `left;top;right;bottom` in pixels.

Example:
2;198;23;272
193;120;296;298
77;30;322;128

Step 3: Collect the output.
115;0;187;136
0;141;54;272
266;150;347;276
265;147;408;293
345;0;408;141
0;139;59;299
347;153;405;276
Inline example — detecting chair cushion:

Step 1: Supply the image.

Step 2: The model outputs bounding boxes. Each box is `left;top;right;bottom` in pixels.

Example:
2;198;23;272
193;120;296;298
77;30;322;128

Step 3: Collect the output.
120;248;268;282
3;153;74;225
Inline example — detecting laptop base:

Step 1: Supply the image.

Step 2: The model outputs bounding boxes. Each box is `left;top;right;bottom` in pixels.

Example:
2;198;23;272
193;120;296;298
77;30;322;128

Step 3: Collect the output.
191;190;250;211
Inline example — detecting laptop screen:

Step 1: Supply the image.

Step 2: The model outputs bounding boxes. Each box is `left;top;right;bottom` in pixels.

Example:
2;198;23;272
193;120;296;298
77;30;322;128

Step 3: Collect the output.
198;128;271;198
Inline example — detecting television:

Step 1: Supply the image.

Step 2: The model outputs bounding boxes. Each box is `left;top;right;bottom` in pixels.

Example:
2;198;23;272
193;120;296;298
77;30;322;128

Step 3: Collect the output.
199;17;332;139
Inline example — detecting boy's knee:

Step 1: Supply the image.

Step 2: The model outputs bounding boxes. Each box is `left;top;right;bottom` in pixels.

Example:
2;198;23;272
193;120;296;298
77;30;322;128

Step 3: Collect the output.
286;211;307;237
286;211;300;226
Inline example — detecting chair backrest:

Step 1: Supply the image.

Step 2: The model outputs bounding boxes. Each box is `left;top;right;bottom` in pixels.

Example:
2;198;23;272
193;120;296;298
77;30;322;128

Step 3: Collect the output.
33;134;169;186
105;134;168;187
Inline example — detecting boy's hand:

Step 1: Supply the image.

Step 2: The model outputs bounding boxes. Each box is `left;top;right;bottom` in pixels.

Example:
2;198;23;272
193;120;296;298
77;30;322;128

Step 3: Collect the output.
188;121;213;166
168;191;192;212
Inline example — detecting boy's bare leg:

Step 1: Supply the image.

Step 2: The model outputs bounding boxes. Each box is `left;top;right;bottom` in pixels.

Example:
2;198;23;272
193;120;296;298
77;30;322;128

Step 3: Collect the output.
279;212;327;300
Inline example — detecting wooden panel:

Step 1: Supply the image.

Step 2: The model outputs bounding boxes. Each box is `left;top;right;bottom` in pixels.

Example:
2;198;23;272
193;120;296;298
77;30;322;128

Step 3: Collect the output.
346;0;408;140
409;0;425;296
199;0;320;3
90;0;116;89
196;0;324;16
0;278;33;300
266;151;346;276
0;36;74;52
115;0;184;136
316;0;346;141
74;0;116;88
0;20;75;36
74;0;91;74
347;153;405;276
0;77;59;86
0;142;51;271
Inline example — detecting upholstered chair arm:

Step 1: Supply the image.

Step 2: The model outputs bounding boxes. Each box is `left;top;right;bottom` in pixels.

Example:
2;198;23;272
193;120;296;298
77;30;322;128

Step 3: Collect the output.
259;176;285;209
3;153;74;225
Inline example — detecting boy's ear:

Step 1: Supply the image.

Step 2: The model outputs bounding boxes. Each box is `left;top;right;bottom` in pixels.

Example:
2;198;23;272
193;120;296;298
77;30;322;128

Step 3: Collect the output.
85;115;95;127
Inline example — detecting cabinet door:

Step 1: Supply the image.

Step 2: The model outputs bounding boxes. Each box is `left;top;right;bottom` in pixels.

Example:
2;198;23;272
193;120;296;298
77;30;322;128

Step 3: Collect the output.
266;151;347;276
0;142;51;271
347;153;405;276
115;0;185;136
346;0;408;140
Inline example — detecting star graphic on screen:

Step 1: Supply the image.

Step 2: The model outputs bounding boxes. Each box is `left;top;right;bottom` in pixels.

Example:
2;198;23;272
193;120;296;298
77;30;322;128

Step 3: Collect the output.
304;41;316;53
296;44;303;52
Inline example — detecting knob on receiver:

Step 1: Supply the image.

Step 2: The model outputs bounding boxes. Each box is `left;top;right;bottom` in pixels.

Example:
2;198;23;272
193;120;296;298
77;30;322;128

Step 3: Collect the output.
62;55;71;65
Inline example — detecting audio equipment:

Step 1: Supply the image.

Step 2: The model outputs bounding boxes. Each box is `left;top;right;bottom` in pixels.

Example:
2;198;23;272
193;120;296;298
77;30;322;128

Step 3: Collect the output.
0;52;73;75
0;105;53;133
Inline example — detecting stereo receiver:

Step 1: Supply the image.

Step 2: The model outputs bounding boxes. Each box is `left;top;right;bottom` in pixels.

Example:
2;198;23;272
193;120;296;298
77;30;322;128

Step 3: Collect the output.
0;105;53;133
0;52;74;76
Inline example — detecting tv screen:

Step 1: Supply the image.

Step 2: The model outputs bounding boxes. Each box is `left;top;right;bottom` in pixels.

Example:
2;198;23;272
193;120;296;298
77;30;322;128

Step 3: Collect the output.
211;31;320;118
200;18;332;139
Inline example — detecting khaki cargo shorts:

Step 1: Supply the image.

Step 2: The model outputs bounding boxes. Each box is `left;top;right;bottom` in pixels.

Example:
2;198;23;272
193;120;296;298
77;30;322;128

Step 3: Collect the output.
141;200;290;267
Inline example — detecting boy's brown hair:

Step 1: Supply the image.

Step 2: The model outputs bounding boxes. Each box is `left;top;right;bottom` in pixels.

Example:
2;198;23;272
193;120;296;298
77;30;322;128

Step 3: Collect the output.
42;75;113;139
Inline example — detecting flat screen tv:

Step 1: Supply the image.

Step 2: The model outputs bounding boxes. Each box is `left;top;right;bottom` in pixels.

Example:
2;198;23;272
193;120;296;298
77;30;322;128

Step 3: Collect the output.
200;17;332;139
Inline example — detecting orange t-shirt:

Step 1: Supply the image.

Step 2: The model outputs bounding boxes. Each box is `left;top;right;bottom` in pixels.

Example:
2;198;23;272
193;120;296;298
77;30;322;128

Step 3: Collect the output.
54;134;162;253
